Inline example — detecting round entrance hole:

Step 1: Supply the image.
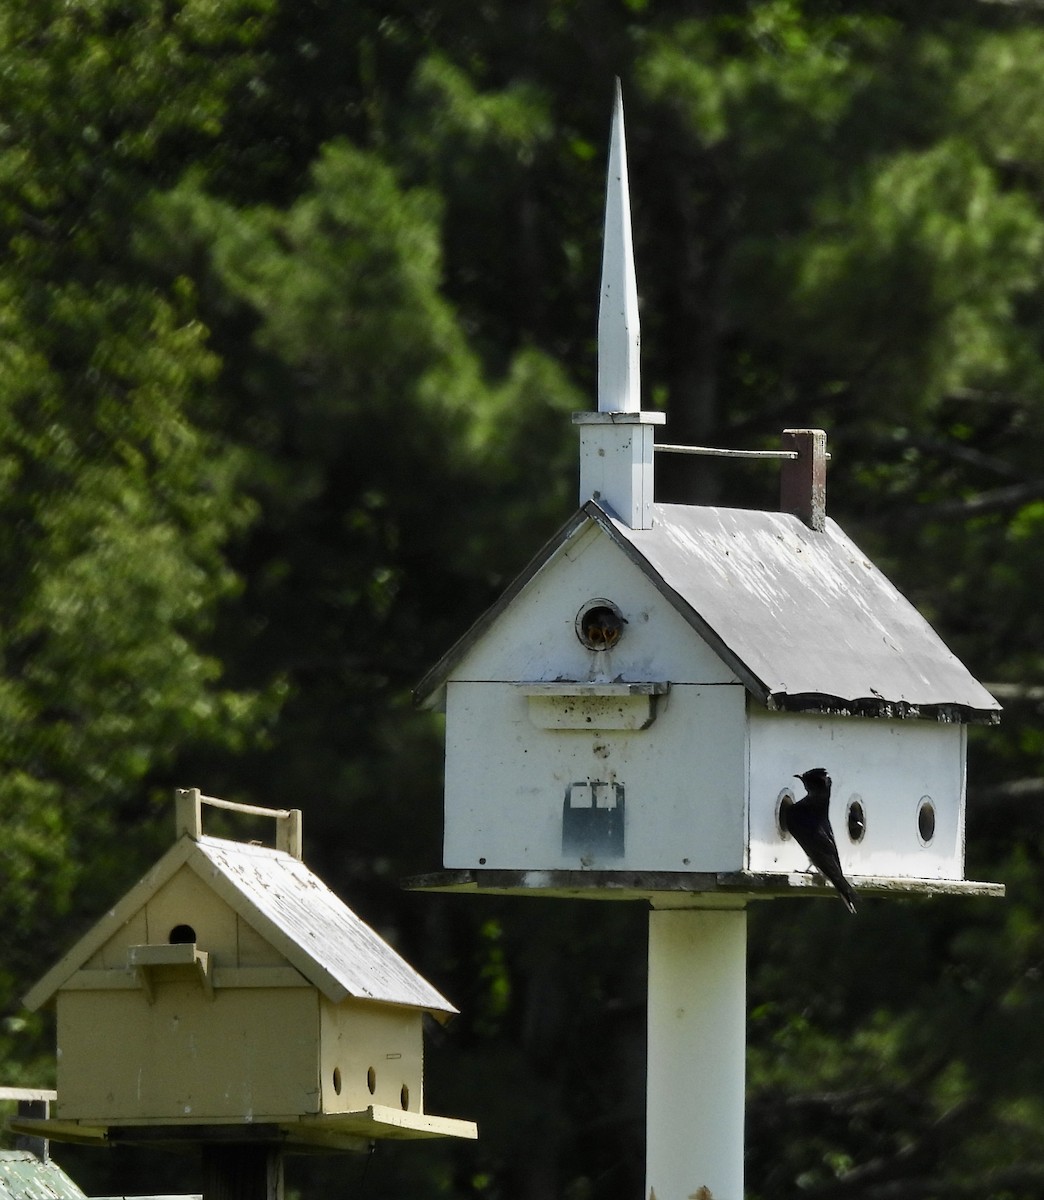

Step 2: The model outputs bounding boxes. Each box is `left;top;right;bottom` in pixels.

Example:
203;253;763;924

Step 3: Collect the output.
776;789;795;838
168;924;197;944
367;1066;376;1095
332;1068;342;1095
575;599;626;651
400;1084;410;1111
847;797;866;843
917;797;936;845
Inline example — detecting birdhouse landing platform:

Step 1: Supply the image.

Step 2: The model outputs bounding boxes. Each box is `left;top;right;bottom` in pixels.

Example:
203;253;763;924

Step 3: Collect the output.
407;868;1003;906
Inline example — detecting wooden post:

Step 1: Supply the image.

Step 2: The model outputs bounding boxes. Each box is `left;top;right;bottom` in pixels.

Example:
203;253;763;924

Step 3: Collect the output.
14;1097;50;1162
176;787;204;840
780;428;827;532
275;808;303;860
202;1144;284;1200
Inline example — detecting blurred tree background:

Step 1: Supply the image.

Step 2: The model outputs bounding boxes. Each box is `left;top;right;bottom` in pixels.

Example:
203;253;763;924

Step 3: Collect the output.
2;0;1044;1197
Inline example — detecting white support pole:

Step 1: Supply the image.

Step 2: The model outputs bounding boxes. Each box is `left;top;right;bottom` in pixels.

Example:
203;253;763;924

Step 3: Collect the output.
646;906;747;1200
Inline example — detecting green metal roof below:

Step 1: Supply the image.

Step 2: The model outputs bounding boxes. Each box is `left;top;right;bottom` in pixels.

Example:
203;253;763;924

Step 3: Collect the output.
0;1151;85;1200
0;1150;201;1200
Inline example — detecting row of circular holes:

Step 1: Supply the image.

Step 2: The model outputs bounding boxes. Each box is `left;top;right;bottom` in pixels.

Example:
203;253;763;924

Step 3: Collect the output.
777;792;937;846
576;600;941;848
466;797;939;871
574;599;941;848
332;1066;409;1110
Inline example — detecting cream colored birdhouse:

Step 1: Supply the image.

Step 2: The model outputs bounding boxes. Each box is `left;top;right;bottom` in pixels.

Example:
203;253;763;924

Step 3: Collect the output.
22;791;476;1150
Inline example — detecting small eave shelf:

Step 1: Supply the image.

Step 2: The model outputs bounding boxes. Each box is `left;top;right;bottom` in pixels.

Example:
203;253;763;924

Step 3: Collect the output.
516;681;670;731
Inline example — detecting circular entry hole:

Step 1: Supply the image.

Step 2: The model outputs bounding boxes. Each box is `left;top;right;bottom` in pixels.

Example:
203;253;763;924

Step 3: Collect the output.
367;1066;376;1095
776;790;795;838
400;1084;410;1111
332;1068;342;1096
918;797;936;845
168;924;197;944
847;798;866;843
576;599;626;651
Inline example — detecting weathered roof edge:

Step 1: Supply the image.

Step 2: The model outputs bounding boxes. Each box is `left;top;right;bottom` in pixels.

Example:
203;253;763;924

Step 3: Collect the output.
597;504;1000;723
766;691;1000;725
189;838;457;1020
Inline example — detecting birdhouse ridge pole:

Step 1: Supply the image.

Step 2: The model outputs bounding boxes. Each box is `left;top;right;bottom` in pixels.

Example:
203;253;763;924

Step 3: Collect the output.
598;78;640;415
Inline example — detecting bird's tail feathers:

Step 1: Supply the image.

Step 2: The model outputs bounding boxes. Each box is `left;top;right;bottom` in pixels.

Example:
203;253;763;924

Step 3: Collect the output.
837;881;857;915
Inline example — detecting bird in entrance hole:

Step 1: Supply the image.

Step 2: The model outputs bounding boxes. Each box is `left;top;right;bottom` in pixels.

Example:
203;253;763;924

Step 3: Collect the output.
580;605;626;650
784;767;857;914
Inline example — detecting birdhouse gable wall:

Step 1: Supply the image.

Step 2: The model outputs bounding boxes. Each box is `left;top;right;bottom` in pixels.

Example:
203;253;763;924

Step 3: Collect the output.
746;710;966;881
446;523;740;688
84;866;286;972
83;909;148;970
439;518;756;872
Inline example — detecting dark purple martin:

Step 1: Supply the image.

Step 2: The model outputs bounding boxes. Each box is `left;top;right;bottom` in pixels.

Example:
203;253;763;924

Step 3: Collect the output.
784;767;857;914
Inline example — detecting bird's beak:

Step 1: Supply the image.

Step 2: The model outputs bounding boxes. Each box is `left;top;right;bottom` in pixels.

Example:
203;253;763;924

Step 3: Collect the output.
793;774;801;780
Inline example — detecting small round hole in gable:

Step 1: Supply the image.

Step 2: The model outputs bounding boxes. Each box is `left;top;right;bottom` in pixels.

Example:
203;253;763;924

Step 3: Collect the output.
168;924;197;944
367;1066;376;1095
576;599;626;651
332;1068;342;1095
400;1084;410;1110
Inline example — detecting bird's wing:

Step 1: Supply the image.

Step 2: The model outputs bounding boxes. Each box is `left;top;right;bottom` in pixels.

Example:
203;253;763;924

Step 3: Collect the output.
787;806;845;876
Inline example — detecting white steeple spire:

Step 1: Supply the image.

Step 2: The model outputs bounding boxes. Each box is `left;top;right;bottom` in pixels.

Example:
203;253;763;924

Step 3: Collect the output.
598;79;640;413
573;82;664;530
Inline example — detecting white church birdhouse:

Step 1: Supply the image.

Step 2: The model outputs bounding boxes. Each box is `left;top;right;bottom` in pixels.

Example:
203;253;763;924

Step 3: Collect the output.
21;791;476;1150
413;89;1001;908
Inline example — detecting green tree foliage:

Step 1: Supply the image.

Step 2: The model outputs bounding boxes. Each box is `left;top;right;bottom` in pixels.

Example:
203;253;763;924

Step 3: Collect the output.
0;0;277;1084
6;1;1044;1198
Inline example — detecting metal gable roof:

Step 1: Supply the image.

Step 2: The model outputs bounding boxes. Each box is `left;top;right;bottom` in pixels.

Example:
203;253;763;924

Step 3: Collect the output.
0;1152;85;1200
416;500;999;722
601;503;1000;720
192;837;457;1018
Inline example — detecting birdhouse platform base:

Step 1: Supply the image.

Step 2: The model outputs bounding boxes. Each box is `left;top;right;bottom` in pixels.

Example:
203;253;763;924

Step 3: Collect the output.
406;868;1004;905
8;1106;478;1154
